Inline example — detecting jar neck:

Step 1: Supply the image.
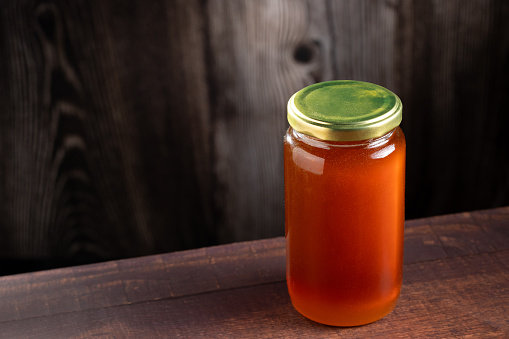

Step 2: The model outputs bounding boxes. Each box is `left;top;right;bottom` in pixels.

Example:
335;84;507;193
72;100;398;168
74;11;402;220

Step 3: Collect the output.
290;127;397;149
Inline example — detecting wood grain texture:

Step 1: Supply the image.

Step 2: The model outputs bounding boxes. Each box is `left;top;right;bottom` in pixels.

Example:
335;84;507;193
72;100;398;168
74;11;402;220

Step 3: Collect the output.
205;0;297;243
0;238;285;322
0;207;507;337
1;0;509;272
0;0;215;271
2;253;507;338
401;0;509;218
0;207;507;321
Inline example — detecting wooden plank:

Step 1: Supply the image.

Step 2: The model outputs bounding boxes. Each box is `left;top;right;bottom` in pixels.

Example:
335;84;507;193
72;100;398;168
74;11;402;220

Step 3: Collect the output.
400;0;509;219
471;206;509;251
205;0;324;242
0;251;507;338
0;0;214;270
328;0;399;89
1;207;508;324
0;238;285;322
403;219;448;264
404;208;504;263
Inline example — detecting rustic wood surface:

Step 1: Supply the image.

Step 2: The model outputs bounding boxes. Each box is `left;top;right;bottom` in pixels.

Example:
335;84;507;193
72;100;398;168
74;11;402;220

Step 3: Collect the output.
0;207;507;338
1;0;509;272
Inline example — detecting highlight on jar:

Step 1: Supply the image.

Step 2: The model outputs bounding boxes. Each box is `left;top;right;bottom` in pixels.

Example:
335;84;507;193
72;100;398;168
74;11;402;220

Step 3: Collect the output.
284;80;405;327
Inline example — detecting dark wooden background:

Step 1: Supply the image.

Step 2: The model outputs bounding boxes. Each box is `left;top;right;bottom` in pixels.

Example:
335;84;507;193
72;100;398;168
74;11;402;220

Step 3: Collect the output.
1;0;508;275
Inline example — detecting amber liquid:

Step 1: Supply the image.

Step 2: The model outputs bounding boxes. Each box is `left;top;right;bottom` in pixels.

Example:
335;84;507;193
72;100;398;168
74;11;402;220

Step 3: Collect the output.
284;127;406;326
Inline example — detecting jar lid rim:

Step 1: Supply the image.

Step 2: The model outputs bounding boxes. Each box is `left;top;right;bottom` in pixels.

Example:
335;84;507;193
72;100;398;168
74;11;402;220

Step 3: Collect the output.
287;80;402;141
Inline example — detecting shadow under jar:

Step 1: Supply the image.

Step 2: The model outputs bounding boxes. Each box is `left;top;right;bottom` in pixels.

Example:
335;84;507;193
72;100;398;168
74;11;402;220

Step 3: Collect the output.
284;80;406;326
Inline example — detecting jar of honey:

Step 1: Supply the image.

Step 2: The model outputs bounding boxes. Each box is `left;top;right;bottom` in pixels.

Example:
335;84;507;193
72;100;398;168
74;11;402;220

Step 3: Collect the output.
284;80;405;326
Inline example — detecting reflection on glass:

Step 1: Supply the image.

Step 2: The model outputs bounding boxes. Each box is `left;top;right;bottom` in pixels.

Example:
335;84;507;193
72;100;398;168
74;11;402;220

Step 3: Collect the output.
292;147;325;175
371;144;395;160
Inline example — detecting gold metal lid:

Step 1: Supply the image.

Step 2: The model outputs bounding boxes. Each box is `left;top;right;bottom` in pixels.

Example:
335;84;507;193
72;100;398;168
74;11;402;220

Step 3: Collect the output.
287;80;403;141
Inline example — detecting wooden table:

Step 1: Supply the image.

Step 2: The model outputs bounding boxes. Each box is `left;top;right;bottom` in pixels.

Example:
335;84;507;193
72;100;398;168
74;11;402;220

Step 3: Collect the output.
0;207;508;338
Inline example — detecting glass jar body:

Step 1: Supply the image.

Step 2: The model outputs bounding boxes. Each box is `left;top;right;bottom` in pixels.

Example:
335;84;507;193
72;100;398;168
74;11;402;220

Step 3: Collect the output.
284;126;406;327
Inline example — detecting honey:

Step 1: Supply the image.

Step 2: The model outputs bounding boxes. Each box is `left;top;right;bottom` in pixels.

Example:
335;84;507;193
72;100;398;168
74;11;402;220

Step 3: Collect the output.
284;81;405;326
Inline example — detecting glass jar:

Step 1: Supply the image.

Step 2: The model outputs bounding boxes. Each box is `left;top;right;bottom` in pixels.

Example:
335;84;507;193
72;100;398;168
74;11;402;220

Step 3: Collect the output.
284;80;406;326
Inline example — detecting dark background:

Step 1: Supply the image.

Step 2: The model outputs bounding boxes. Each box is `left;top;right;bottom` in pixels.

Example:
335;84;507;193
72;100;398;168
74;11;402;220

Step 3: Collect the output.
1;0;508;275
